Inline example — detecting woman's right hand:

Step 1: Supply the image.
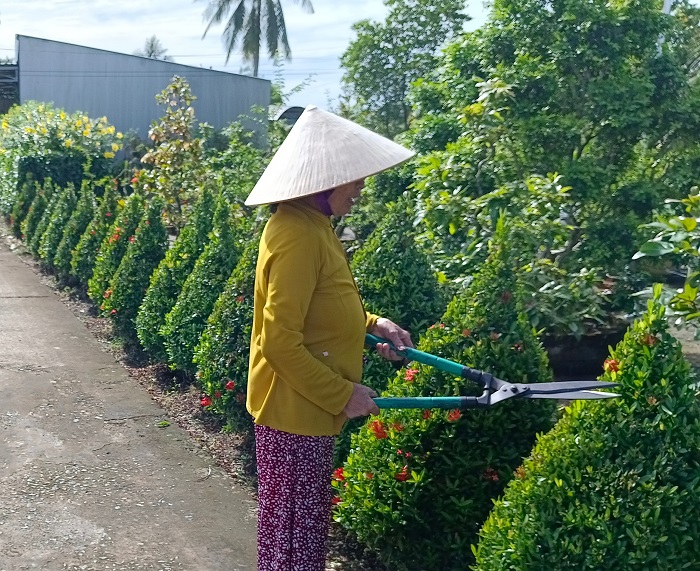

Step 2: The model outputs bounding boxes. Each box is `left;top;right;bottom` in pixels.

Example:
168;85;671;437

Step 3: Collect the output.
343;383;380;418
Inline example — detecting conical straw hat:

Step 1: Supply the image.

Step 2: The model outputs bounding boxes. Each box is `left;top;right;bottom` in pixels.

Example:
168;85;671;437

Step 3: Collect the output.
245;105;415;206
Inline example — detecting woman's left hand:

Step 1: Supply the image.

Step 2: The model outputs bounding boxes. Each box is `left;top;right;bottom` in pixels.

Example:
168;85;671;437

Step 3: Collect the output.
370;317;414;362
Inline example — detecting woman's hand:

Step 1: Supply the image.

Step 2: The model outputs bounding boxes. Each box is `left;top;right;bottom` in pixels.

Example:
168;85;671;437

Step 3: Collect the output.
343;383;380;418
370;317;414;362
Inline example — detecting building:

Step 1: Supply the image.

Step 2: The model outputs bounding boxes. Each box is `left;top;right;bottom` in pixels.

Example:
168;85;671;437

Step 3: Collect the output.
1;35;270;137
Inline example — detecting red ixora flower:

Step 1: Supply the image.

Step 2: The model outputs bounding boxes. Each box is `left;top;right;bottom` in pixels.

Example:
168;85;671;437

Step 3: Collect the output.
394;466;409;482
105;212;112;217
483;467;499;481
604;358;620;373
128;236;136;243
512;342;523;352
200;395;212;407
214;391;222;399
365;472;374;479
331;496;342;506
370;419;388;439
103;289;112;299
393;422;404;432
236;393;246;403
447;409;461;422
110;309;117;316
235;295;245;303
333;467;345;481
225;380;235;391
489;332;501;341
404;368;419;383
500;291;513;303
462;329;471;337
422;410;431;419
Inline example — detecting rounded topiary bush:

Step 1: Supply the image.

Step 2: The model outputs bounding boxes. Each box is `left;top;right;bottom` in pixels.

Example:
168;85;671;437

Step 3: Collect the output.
70;179;120;289
136;185;217;362
10;175;37;239
27;179;58;255
161;193;248;374
334;217;556;571
193;220;265;432
351;197;449;394
335;197;450;467
102;197;168;345
19;180;49;245
473;286;700;571
87;192;144;309
54;180;96;283
37;183;78;268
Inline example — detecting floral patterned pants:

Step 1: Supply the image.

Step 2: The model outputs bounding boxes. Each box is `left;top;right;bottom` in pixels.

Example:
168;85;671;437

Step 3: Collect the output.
255;424;335;571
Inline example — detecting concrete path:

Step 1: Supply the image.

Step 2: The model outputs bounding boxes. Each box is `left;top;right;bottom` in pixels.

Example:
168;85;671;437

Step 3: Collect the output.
0;241;257;570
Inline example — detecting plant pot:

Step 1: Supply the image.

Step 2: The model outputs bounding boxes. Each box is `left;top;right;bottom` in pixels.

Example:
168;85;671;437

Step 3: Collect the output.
544;329;626;380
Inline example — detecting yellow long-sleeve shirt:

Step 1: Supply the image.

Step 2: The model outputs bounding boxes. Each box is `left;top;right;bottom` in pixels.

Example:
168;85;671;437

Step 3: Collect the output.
247;201;378;436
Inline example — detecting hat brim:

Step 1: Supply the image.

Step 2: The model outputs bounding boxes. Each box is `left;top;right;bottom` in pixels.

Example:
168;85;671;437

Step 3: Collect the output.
245;105;415;207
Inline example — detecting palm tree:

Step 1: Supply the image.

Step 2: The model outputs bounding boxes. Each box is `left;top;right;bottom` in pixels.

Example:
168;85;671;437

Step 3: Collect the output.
201;0;314;77
134;36;174;62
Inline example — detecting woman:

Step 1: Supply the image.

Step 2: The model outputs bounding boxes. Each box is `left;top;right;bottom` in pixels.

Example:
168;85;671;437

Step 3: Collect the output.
245;105;415;570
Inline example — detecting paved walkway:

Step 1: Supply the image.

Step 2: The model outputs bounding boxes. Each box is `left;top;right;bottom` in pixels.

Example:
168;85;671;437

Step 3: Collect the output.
0;239;257;570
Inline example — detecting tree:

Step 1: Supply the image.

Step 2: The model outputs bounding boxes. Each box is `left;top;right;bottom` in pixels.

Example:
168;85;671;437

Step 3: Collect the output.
201;0;314;77
133;36;174;61
339;0;469;137
410;0;700;278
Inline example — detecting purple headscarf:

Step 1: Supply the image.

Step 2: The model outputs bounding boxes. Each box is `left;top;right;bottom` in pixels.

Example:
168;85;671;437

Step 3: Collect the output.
313;189;335;216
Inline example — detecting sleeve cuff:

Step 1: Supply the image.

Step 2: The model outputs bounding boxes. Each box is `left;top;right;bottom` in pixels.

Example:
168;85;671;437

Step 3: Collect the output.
365;312;379;332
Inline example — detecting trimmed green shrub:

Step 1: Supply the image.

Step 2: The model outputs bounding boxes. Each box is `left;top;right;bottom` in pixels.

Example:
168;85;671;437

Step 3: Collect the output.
193;221;265;432
9;175;37;239
102;197;168;345
334;198;450;467
161;193;248;374
70;179;120;288
19;180;48;245
28;180;63;256
136;185;217;361
87;192;144;309
473;287;700;570
54;180;96;283
334;217;556;571
352;197;449;393
38;183;78;268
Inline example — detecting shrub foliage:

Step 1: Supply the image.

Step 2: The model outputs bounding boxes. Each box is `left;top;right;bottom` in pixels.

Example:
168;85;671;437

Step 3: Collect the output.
334;217;556;571
473;287;700;570
71;179;121;288
193;222;265;431
102;197;168;344
54;180;96;282
87;192;144;308
161;193;248;374
136;185;217;361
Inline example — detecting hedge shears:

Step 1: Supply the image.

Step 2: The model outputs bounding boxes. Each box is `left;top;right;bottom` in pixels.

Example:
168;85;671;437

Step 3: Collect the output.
365;333;620;410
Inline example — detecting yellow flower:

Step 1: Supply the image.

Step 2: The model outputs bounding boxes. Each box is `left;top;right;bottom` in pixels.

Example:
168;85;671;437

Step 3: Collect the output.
111;143;120;152
2;121;8;129
75;119;82;127
116;132;123;139
103;151;115;159
65;139;73;148
60;111;66;120
24;126;34;133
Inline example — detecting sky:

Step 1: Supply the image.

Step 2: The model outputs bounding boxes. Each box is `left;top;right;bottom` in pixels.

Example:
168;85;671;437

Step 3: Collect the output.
0;0;490;110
